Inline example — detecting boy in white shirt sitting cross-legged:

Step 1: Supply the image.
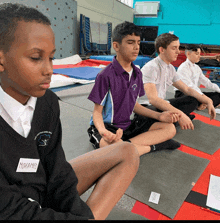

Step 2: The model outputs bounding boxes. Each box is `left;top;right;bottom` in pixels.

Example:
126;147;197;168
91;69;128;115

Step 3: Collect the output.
175;44;220;110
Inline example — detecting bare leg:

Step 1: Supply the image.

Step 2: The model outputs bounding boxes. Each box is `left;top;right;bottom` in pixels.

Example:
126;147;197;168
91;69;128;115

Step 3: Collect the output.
130;122;176;156
99;122;176;156
68;142;139;220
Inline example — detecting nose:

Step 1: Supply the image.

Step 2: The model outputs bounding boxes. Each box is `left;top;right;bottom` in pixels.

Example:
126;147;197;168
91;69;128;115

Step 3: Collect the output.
42;59;53;76
176;48;180;54
134;42;140;50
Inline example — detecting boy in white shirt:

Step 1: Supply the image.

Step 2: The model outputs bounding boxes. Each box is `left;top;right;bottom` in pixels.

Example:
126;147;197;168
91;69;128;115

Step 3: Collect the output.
139;33;216;130
175;44;220;110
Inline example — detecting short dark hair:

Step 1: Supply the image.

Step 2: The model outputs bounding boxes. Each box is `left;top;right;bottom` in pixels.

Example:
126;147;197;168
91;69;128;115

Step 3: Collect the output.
185;44;200;52
112;21;141;43
155;33;179;54
0;3;51;52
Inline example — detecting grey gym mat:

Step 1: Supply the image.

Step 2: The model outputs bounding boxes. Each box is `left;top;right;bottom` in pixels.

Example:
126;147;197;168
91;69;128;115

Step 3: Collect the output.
173;119;220;155
194;109;220;121
55;84;94;111
106;207;148;220
59;100;93;160
55;83;94;97
125;149;209;219
60;95;94;112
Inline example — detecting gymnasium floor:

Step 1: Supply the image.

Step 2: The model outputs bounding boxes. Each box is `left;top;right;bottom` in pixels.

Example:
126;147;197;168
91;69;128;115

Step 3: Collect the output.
52;83;220;220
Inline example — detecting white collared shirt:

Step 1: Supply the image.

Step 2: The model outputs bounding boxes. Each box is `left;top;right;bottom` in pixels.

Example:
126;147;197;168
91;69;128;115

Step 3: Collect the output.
175;58;220;94
138;56;181;104
0;86;37;138
128;68;133;81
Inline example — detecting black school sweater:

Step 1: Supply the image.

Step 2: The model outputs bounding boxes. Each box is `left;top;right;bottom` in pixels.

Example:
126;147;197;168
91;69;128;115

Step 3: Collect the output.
0;89;94;220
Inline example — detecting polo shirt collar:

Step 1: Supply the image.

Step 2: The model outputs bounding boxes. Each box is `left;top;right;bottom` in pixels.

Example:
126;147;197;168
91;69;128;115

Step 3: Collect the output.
0;86;37;121
157;55;171;69
112;56;138;77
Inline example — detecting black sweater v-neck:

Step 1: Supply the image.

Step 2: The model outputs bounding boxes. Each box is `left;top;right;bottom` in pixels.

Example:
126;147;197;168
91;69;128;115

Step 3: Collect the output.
0;89;94;220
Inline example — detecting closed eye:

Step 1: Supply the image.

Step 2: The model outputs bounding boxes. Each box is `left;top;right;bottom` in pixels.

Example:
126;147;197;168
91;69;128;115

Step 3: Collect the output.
31;57;54;61
31;57;41;61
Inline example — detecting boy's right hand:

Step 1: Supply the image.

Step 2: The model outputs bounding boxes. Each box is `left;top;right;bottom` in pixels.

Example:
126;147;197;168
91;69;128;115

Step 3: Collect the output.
101;128;123;144
178;114;194;130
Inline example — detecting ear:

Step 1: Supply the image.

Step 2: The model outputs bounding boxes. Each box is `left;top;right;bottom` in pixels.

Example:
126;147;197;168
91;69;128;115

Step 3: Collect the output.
186;51;191;57
159;46;164;54
113;41;120;52
0;51;5;72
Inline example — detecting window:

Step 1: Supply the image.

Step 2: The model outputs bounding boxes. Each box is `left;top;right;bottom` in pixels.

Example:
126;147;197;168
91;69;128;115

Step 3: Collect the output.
117;0;134;8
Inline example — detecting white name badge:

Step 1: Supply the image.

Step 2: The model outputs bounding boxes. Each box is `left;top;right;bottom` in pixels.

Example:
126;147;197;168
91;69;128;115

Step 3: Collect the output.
16;158;40;173
149;191;161;204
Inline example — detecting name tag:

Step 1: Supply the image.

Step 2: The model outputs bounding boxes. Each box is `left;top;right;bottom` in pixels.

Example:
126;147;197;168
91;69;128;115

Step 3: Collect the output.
16;158;40;173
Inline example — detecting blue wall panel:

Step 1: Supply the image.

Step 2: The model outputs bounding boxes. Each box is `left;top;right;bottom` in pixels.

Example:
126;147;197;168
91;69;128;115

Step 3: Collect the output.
211;0;220;24
133;0;220;45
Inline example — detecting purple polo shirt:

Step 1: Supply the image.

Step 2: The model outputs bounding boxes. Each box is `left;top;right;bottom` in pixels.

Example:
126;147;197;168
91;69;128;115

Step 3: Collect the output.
88;56;145;131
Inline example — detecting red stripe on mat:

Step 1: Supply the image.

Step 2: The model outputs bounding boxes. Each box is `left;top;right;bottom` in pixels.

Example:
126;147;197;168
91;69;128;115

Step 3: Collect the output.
53;59;111;69
192;149;220;195
192;112;220;127
131;112;220;220
158;202;220;220
131;201;160;220
178;144;212;160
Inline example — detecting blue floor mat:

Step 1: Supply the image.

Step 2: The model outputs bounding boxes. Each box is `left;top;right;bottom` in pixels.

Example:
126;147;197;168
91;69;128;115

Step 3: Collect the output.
90;55;152;68
53;67;103;80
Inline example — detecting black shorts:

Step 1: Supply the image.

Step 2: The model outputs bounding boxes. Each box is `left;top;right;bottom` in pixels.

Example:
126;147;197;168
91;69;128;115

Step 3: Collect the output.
87;115;157;149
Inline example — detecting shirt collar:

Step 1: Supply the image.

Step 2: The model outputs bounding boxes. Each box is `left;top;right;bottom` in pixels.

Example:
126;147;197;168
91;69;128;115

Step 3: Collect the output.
112;56;138;77
0;86;37;121
157;55;171;69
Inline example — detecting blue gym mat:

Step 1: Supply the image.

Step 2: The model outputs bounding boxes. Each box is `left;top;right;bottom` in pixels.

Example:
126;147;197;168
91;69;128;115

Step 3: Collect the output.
90;55;152;68
53;67;103;80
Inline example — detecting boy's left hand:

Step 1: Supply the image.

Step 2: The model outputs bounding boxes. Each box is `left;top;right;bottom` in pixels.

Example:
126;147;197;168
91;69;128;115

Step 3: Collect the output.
114;128;123;143
159;111;181;123
207;102;216;120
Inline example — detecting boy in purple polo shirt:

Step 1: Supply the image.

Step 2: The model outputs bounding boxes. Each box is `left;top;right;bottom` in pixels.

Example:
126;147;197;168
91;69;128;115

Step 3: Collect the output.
88;22;182;156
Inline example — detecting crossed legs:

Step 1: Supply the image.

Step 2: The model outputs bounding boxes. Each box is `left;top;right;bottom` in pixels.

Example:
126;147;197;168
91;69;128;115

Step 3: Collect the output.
130;122;176;156
99;122;176;156
68;142;139;220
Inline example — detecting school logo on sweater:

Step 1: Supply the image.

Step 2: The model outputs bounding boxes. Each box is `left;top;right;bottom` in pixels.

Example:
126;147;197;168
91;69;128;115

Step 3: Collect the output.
34;131;52;147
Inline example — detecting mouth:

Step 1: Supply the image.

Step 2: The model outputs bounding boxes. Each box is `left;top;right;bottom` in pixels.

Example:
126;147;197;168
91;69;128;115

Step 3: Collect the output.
39;80;51;89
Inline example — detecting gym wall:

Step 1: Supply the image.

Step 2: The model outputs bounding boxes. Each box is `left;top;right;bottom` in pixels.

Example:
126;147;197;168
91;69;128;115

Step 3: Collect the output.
133;0;220;46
